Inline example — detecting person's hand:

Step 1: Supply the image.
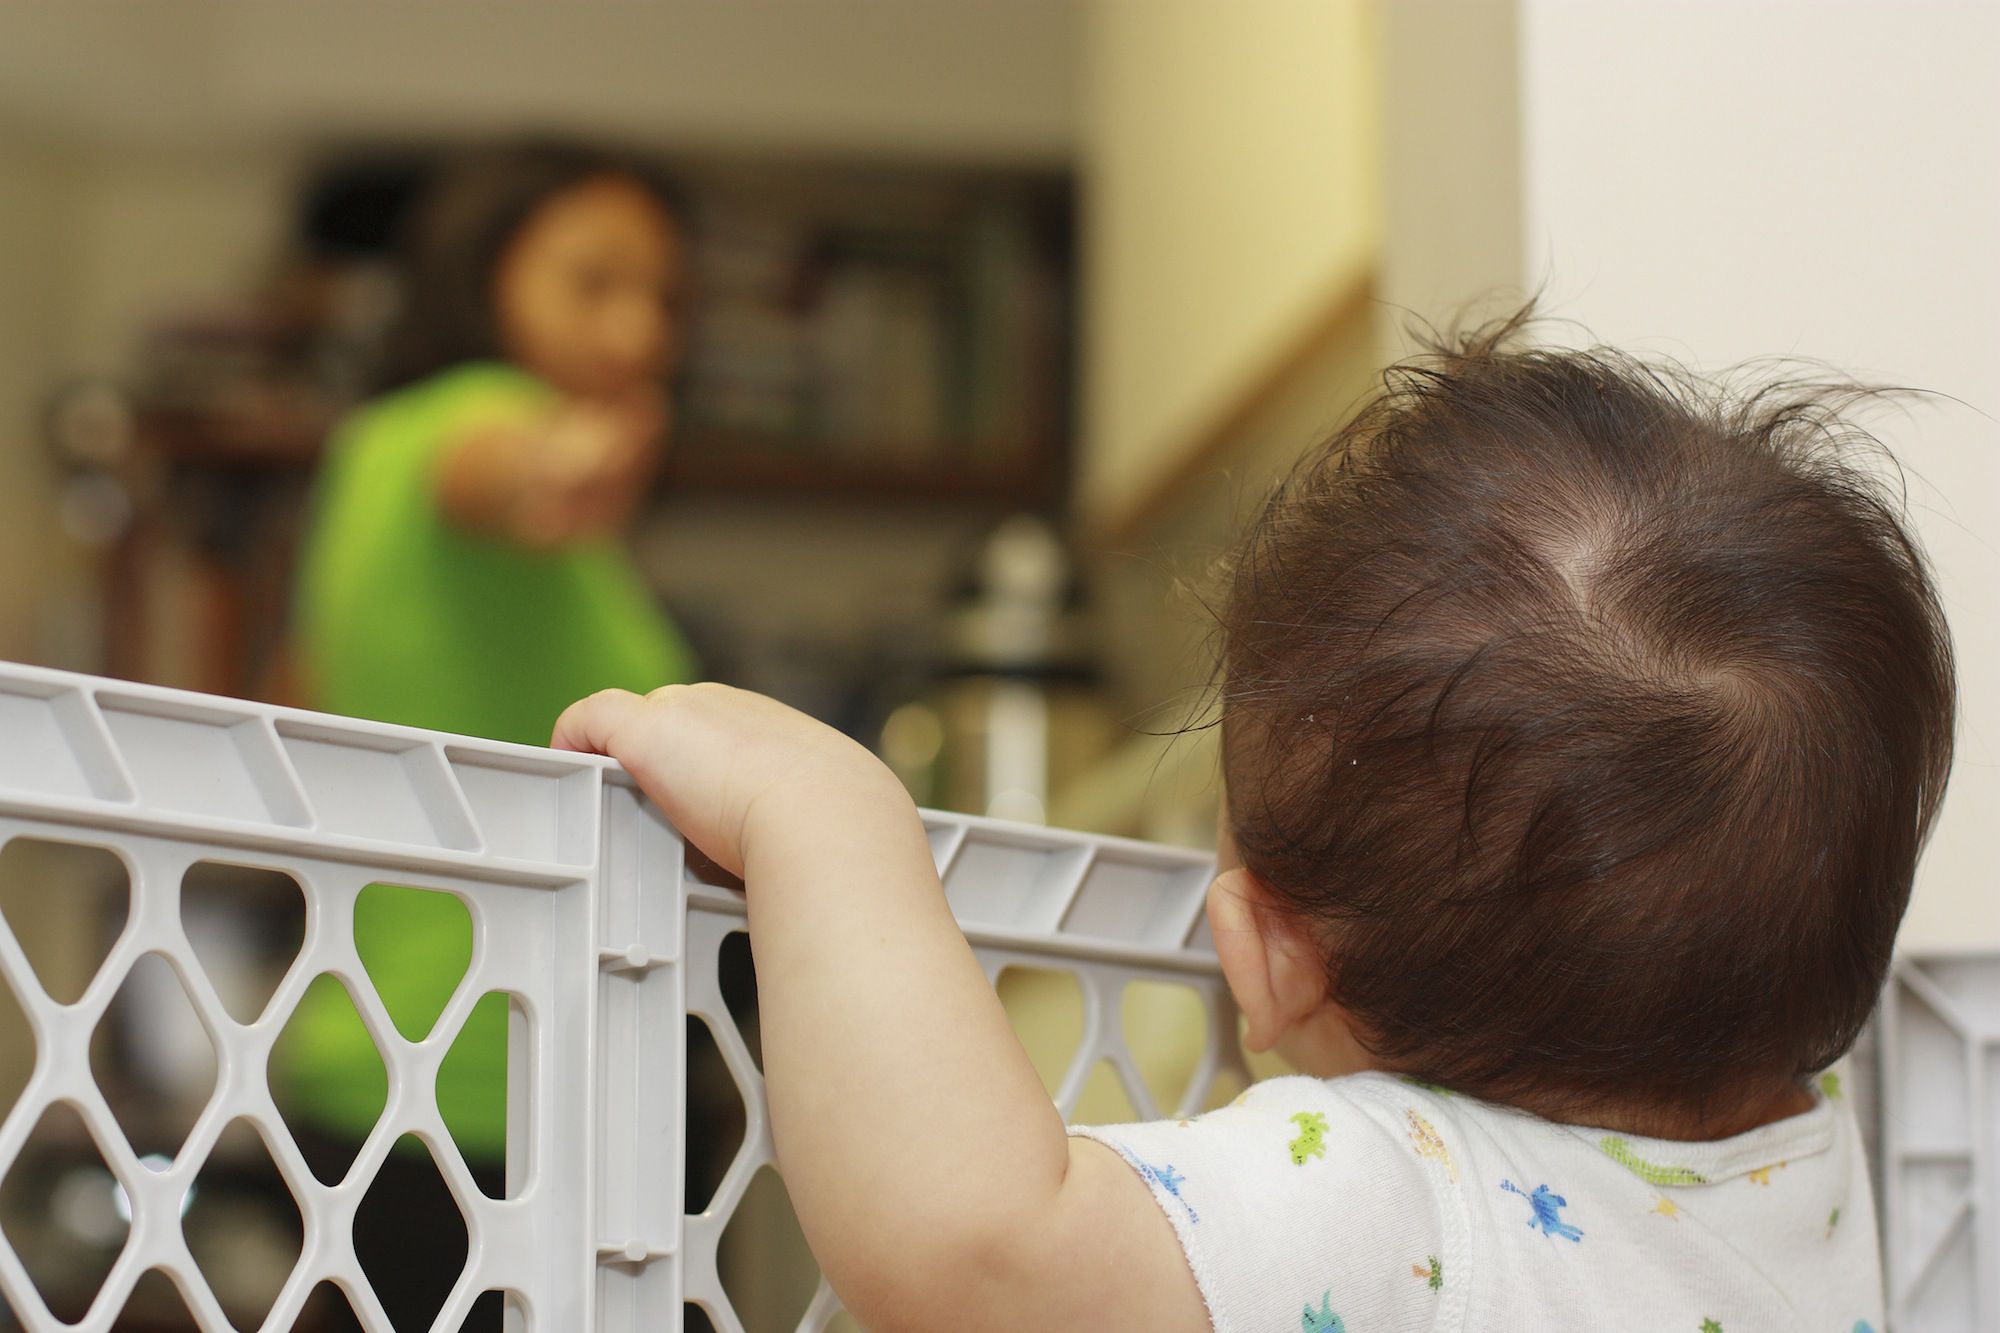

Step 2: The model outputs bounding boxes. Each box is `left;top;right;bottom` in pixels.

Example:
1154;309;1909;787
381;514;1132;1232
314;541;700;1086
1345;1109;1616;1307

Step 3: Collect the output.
551;683;910;878
512;387;665;546
438;384;669;549
567;383;669;535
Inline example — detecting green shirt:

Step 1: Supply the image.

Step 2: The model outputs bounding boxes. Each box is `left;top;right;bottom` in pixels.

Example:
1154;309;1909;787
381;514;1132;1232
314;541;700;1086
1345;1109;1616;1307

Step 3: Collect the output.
285;362;694;1157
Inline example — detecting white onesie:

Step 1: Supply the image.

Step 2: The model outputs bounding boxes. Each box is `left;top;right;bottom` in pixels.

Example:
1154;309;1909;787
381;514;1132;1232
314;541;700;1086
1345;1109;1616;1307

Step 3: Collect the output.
1073;1069;1881;1332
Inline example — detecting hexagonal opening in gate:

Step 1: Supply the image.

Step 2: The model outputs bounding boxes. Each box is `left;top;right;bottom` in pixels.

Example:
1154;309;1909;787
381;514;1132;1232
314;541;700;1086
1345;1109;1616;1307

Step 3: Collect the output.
268;973;389;1187
716;1165;818;1333
181;861;307;1025
1075;1058;1142;1125
122;1268;198;1327
353;1134;469;1333
0;954;33;1123
0;1100;129;1323
436;990;522;1200
184;1117;304;1331
994;965;1084;1100
90;951;217;1164
0;836;130;1006
717;930;761;1072
445;1288;509;1331
1121;979;1209;1117
354;882;474;1043
685;1014;747;1216
302;1280;363;1327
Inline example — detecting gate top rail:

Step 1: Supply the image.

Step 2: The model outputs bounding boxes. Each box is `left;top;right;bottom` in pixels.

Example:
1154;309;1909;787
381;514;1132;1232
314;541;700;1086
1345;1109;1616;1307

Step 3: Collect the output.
0;661;1227;1332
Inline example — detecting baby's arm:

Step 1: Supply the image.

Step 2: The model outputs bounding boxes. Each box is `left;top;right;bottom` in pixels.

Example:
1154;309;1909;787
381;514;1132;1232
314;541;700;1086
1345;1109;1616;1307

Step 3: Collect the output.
555;685;1206;1332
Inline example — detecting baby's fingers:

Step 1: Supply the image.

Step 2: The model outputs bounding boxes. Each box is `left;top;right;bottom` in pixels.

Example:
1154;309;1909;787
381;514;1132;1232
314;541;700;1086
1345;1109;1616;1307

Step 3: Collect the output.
550;687;651;758
555;686;694;793
551;686;704;795
553;686;730;853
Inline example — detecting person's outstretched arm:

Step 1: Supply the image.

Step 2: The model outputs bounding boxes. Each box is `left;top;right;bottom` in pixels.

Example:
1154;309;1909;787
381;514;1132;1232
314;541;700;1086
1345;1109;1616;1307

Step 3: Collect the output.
436;388;662;548
554;685;1206;1333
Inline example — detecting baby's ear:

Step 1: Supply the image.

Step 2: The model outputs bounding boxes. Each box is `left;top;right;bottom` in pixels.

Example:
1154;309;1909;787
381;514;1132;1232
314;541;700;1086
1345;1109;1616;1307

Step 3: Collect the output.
1207;869;1327;1053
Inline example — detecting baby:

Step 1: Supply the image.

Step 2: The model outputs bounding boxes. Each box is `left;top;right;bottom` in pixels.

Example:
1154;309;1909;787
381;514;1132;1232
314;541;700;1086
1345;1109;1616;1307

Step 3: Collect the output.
555;317;1953;1332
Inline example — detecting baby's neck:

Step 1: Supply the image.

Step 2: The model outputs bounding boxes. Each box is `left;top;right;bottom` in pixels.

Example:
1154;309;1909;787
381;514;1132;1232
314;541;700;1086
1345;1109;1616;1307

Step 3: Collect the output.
1508;1079;1817;1142
1284;1009;1819;1141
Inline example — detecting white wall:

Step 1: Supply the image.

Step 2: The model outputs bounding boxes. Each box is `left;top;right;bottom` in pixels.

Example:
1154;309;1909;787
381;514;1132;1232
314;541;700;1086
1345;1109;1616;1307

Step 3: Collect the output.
1511;2;2000;950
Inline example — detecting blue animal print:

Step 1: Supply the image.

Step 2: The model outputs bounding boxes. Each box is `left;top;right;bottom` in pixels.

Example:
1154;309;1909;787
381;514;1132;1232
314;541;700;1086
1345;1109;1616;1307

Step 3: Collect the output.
1300;1290;1347;1332
1140;1160;1191;1209
1109;1143;1199;1223
1500;1179;1583;1242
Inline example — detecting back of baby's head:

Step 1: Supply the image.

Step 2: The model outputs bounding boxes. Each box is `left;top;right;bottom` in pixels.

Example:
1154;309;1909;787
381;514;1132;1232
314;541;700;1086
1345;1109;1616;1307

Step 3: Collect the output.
1220;314;1955;1123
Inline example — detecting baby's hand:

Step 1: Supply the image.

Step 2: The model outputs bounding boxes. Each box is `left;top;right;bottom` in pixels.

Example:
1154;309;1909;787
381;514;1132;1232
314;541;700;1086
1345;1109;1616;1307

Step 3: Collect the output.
551;684;907;877
558;684;1205;1333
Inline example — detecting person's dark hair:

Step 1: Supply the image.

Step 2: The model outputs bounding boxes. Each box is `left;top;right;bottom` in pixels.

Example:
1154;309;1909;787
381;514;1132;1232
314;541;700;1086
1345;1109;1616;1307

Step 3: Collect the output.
375;142;687;392
1219;309;1955;1126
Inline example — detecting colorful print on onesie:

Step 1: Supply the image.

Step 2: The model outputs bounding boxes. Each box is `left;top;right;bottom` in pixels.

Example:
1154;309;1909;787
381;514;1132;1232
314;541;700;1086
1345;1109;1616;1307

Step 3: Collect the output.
1500;1179;1583;1242
1066;1069;1881;1331
1289;1111;1329;1165
1299;1290;1347;1332
1405;1108;1457;1180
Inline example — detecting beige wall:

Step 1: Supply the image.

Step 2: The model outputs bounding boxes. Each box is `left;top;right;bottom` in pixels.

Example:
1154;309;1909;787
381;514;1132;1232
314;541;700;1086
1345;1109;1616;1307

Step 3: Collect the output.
1377;0;1522;324
58;147;297;378
0;0;1088;377
1076;301;1385;845
1077;0;1381;531
0;142;293;670
0;0;1081;161
0;136;72;660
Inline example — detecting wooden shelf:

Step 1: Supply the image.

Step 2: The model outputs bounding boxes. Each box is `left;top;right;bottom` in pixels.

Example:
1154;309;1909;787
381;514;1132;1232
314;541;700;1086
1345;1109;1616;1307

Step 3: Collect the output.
663;151;1074;509
134;404;331;471
664;431;1059;506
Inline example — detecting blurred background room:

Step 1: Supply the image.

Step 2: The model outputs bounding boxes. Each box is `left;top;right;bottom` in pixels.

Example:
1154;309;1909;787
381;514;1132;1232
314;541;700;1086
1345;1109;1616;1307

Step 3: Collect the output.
0;1;1994;1330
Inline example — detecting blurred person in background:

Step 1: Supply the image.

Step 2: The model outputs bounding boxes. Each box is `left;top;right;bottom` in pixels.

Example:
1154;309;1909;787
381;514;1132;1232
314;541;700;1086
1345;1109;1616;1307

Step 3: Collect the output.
284;142;697;1329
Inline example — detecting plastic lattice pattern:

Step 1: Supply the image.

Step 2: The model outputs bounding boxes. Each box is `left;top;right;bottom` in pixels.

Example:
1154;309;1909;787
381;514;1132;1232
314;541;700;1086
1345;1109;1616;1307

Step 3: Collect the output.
1879;953;2000;1333
0;663;1238;1332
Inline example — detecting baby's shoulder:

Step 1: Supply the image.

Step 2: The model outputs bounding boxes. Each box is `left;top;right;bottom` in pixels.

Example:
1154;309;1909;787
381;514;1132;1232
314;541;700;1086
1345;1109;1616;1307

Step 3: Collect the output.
1072;1073;1472;1329
1229;1070;1484;1176
1079;1070;1469;1211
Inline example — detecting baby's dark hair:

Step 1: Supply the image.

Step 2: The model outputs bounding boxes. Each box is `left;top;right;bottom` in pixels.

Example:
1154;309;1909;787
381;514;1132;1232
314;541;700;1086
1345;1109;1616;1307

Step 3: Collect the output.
1220;311;1955;1125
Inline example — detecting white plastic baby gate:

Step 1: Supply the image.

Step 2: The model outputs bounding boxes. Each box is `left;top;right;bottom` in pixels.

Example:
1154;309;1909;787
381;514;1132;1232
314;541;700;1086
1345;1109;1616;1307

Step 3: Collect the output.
0;662;1994;1332
1877;956;2000;1332
0;663;1237;1332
